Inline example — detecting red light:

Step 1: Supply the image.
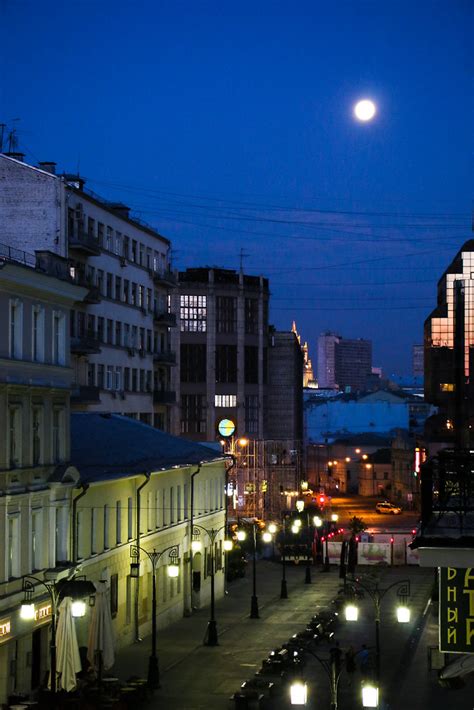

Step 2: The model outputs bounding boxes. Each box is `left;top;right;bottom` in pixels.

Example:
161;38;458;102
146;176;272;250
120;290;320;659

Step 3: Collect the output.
355;536;359;542
319;495;325;505
321;537;325;542
412;529;416;535
390;537;394;543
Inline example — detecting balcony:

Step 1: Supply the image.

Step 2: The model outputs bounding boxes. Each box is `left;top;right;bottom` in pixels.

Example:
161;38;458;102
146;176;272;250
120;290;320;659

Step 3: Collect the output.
153;309;177;327
71;385;101;404
68;230;101;256
71;331;102;355
152;269;178;288
73;274;101;303
153;390;176;405
153;350;177;365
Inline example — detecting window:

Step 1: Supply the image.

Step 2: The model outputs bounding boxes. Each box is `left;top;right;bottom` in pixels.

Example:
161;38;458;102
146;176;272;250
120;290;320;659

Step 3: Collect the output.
216;296;237;333
138;285;144;308
91;508;98;554
110;573;118;618
107;319;113;344
97;269;104;294
106;226;113;251
8;515;20;578
97;364;105;389
32;306;45;362
440;383;455;392
123;236;129;259
52;408;64;463
106;366;114;390
127;497;133;539
123;280;130;303
115;276;122;301
245;395;259;434
114;366;122;391
9;299;23;359
124;323;130;347
32;407;42;465
245;298;259;334
215;394;237;408
183;483;189;519
116;501;122;545
245;346;259;384
180;343;206;382
147;491;153;530
98;223;104;246
97;317;105;342
155;490;161;527
106;273;113;298
216;345;237;383
115;321;122;346
180;295;207;332
9;406;21;467
162;489;167;526
177;486;182;521
132;368;138;391
131;240;137;263
87;216;95;236
52;311;66;365
103;505;110;549
31;509;42;570
55;507;67;563
124;367;130;390
180;394;207;434
170;487;175;524
131;283;137;306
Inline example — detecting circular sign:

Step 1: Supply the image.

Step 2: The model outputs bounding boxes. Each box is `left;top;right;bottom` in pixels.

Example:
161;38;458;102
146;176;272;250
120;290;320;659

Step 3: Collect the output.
218;418;236;437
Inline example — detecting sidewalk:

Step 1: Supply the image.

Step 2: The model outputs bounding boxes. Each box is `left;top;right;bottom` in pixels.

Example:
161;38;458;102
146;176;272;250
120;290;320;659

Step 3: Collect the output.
113;562;434;709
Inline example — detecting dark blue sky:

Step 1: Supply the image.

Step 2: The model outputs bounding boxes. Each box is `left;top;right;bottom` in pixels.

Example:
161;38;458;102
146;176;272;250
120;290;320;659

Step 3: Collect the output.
2;0;472;374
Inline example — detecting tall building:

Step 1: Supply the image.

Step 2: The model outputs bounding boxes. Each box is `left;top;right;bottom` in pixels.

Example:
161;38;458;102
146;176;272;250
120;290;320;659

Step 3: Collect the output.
0;249;85;703
292;321;315;387
412;344;424;377
170;267;269;440
317;332;340;388
424;239;474;447
0;153;176;430
317;331;372;392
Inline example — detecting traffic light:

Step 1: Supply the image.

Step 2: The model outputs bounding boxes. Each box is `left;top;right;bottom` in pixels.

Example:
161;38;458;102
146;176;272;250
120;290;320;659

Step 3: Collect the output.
319;494;326;507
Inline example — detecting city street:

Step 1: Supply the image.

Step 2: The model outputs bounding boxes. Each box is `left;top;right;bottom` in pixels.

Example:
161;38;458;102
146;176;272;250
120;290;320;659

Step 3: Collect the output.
327;494;420;533
114;559;435;709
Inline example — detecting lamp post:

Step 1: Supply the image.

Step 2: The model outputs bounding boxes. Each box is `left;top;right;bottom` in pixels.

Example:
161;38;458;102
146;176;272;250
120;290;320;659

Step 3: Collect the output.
237;519;274;618
20;574;93;697
280;514;288;599
130;544;180;688
289;642;343;710
344;577;411;681
192;524;233;646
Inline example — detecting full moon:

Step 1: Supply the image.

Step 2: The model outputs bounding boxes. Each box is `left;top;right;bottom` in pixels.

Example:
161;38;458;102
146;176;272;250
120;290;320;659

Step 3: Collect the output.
354;99;376;121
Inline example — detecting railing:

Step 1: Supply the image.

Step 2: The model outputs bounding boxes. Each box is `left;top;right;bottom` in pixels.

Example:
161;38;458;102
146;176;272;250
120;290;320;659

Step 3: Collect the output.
71;331;102;354
153;310;177;327
71;385;101;403
153;390;176;404
68;230;101;254
153;350;177;365
0;241;36;268
152;269;177;287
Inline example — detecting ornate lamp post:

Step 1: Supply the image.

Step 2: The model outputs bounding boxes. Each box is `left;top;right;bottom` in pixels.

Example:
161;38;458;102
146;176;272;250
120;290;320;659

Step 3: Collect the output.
192;524;233;646
130;544;180;688
344;576;411;681
289;642;343;710
237;520;274;618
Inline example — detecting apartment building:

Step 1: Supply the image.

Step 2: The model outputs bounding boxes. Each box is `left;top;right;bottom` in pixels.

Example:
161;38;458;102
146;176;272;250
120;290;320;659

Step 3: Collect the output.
0;251;86;704
170;267;270;440
0;153;176;430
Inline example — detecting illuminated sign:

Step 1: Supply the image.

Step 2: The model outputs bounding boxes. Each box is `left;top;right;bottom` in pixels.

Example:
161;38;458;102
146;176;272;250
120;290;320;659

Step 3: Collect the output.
0;620;11;638
439;567;474;653
217;419;235;438
35;604;52;622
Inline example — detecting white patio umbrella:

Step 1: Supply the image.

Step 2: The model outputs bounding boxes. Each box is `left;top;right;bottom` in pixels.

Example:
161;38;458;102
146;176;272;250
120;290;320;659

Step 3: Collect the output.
87;581;115;679
55;597;82;692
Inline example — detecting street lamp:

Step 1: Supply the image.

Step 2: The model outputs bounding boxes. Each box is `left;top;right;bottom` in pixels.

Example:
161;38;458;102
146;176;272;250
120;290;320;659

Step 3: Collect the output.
20;574;94;696
129;543;180;688
288;642;343;710
192;524;229;646
362;683;379;707
344;577;411;680
237;520;272;619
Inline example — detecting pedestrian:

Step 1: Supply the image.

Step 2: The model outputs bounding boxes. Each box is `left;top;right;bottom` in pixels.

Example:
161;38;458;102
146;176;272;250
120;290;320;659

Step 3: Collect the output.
345;645;356;685
359;643;369;677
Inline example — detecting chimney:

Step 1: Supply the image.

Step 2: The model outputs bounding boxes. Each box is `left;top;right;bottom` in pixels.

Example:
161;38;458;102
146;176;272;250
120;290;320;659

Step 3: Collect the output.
5;152;25;162
38;161;57;175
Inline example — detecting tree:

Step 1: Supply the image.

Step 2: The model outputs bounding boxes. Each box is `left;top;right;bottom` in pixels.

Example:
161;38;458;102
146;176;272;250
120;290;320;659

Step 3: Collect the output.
348;515;367;537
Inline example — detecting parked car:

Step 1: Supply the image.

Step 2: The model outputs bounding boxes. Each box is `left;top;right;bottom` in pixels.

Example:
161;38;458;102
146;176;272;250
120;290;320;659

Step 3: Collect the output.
375;501;402;515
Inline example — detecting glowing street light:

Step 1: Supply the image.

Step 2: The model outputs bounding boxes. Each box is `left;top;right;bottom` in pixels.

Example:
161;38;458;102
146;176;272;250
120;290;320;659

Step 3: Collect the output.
223;539;233;552
268;523;277;534
290;680;308;705
397;605;411;623
345;604;359;621
362;683;379;707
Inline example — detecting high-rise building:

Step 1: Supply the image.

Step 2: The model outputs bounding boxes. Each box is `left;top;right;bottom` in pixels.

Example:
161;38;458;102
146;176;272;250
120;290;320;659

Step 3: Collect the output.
317;332;372;392
170;267;269;440
412;344;424;377
424;239;474;446
0;153;176;430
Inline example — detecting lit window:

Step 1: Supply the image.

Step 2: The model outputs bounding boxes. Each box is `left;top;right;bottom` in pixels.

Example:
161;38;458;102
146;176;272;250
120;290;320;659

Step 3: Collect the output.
440;383;455;392
180;295;207;332
215;394;237;408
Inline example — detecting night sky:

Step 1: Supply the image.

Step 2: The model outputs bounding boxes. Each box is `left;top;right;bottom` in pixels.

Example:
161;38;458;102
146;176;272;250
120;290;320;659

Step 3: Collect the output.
1;1;472;375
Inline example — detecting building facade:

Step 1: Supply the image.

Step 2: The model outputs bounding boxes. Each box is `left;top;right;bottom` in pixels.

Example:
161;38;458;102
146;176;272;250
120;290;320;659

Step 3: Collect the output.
0;252;86;704
317;331;372;392
170;267;269;441
0;153;176;431
424;239;474;447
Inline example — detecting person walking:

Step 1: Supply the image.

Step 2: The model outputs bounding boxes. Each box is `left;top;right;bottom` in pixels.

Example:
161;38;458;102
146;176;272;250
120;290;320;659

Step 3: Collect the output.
359;643;369;677
345;645;356;685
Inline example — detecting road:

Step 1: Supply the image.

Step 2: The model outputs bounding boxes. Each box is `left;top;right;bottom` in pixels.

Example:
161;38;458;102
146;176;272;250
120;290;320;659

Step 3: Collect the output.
327;493;420;533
